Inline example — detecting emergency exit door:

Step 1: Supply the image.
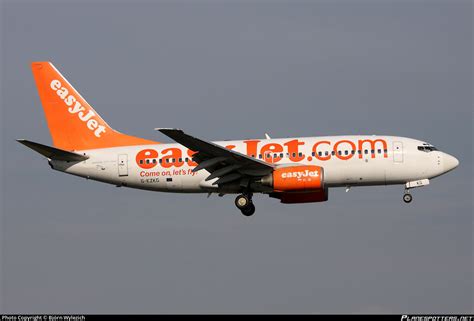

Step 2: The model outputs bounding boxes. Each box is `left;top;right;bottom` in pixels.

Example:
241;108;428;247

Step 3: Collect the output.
118;154;128;176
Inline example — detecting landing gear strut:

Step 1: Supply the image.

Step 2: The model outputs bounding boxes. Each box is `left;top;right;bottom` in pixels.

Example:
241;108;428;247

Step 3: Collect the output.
403;190;413;203
235;193;255;216
402;179;430;204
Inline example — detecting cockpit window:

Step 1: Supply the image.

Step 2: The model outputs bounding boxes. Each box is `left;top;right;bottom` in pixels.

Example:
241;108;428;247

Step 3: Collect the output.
418;145;438;152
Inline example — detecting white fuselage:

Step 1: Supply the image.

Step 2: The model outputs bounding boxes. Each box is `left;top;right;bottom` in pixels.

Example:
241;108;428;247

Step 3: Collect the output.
49;135;457;194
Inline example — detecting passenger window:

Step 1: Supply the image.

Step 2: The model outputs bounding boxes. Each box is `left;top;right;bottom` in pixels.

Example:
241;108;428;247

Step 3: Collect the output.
325;151;329;156
280;153;284;158
378;149;381;154
358;150;361;155
178;158;182;162
146;159;150;164
364;150;368;154
345;150;349;155
159;159;162;164
185;158;188;162
292;153;296;157
331;151;335;156
338;151;342;156
318;151;322;157
351;150;355;155
153;159;157;164
139;160;144;164
259;154;262;159
298;152;303;157
384;149;388;153
371;150;375;154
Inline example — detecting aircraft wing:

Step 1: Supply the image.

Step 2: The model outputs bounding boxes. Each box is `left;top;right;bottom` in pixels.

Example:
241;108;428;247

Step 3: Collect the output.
156;128;274;185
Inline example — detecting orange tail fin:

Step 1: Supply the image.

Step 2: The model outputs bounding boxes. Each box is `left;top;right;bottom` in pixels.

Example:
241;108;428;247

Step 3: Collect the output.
31;62;158;151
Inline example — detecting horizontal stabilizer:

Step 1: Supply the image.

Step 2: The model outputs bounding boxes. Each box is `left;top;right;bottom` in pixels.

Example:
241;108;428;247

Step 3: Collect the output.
17;139;89;161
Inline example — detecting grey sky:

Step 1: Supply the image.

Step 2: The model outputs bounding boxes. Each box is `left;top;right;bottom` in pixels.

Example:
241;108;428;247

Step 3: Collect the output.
1;0;472;314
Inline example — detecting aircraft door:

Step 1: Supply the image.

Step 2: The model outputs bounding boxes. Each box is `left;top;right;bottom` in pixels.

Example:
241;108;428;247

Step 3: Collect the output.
393;141;403;163
118;154;128;176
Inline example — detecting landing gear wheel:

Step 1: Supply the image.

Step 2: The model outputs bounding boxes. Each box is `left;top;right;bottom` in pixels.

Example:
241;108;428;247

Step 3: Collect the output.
403;193;412;203
241;203;255;216
235;194;250;210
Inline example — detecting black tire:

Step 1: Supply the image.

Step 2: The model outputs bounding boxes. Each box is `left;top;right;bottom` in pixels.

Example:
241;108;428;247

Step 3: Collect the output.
235;194;250;210
403;193;412;203
241;203;256;216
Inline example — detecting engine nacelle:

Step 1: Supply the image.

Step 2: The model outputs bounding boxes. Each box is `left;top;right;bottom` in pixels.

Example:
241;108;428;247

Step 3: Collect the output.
261;165;325;192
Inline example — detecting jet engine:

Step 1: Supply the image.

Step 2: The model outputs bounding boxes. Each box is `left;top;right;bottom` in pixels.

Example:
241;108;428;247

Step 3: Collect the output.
261;165;328;203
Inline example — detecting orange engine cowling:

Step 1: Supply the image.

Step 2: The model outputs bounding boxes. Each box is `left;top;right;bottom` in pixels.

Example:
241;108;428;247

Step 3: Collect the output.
261;165;325;192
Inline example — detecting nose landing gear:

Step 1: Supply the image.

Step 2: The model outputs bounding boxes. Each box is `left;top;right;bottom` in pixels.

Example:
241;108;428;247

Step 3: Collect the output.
235;193;255;216
402;179;430;204
403;190;413;203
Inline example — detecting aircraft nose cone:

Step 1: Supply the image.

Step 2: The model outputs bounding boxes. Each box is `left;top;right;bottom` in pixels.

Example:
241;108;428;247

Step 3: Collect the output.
443;153;459;172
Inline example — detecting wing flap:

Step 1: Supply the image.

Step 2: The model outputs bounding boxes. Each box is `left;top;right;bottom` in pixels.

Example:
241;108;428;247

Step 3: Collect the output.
214;173;242;185
192;156;228;172
205;164;242;181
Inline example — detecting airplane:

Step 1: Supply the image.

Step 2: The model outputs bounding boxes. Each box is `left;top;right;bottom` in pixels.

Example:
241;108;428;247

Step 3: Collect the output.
18;62;459;216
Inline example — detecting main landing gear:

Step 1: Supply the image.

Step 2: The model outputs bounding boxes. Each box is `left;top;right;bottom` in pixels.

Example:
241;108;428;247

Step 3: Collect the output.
235;193;255;216
403;190;413;203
